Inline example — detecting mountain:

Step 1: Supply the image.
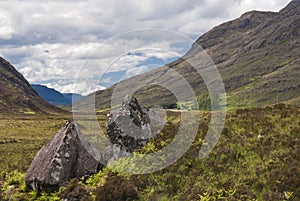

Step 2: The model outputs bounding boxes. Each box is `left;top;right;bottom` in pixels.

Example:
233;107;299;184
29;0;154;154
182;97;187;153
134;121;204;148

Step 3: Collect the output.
62;93;83;104
0;57;65;114
76;0;300;111
32;84;83;106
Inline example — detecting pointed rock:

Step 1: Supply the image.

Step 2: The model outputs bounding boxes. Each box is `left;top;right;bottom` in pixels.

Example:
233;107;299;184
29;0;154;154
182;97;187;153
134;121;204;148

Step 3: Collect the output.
25;121;102;192
104;96;164;163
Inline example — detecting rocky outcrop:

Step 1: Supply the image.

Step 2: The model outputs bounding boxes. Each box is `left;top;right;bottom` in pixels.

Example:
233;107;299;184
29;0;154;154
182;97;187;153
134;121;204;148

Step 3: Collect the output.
107;96;151;152
25;121;102;192
26;96;164;192
103;95;164;163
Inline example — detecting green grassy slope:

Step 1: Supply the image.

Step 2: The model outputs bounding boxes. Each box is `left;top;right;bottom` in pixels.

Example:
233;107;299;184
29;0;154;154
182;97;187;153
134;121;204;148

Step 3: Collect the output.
0;115;70;172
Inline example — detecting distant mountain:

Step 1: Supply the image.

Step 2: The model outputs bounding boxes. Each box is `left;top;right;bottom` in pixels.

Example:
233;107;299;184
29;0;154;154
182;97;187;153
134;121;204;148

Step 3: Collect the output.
32;84;83;106
76;0;300;110
62;93;83;104
0;57;65;114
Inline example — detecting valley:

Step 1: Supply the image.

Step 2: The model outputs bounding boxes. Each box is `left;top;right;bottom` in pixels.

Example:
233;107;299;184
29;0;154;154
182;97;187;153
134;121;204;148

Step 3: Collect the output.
0;1;299;200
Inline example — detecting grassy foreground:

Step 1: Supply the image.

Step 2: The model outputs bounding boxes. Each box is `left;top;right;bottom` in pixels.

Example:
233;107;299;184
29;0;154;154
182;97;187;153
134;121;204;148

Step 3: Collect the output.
0;104;299;200
0;115;70;173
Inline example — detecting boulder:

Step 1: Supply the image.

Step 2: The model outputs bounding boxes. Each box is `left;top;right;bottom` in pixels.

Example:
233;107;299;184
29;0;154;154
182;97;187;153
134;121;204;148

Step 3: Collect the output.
104;95;164;163
25;121;102;192
25;96;164;192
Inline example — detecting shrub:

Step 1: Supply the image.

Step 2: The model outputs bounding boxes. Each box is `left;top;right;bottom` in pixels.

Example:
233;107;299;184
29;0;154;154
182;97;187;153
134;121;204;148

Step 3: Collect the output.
95;174;138;201
60;178;92;201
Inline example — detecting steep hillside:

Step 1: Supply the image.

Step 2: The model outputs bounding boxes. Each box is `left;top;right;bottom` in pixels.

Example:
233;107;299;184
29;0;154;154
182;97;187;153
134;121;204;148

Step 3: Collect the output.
32;84;82;106
195;0;300;107
77;0;300;110
0;57;65;114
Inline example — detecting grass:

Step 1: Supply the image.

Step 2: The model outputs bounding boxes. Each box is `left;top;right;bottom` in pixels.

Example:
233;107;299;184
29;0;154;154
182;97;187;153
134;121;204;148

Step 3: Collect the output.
0;115;70;172
0;104;299;200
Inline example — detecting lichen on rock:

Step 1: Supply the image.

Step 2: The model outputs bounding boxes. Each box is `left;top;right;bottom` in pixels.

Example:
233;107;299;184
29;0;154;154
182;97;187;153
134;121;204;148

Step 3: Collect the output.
25;121;102;192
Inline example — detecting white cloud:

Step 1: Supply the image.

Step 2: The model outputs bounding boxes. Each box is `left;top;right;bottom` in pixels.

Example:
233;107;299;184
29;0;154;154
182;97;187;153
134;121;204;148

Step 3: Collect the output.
45;80;106;96
0;0;292;94
122;65;150;80
0;14;15;40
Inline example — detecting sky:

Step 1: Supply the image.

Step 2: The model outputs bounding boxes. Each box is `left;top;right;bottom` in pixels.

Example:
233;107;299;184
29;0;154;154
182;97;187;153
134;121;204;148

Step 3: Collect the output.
0;0;291;95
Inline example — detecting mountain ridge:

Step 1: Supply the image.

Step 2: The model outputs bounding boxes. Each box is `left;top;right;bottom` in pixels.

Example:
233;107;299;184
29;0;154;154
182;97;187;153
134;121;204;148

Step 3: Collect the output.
0;57;66;114
76;1;299;111
31;84;83;106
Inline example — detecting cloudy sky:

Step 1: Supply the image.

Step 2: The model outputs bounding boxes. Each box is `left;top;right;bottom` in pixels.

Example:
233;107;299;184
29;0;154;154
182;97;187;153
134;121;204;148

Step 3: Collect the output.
0;0;291;95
